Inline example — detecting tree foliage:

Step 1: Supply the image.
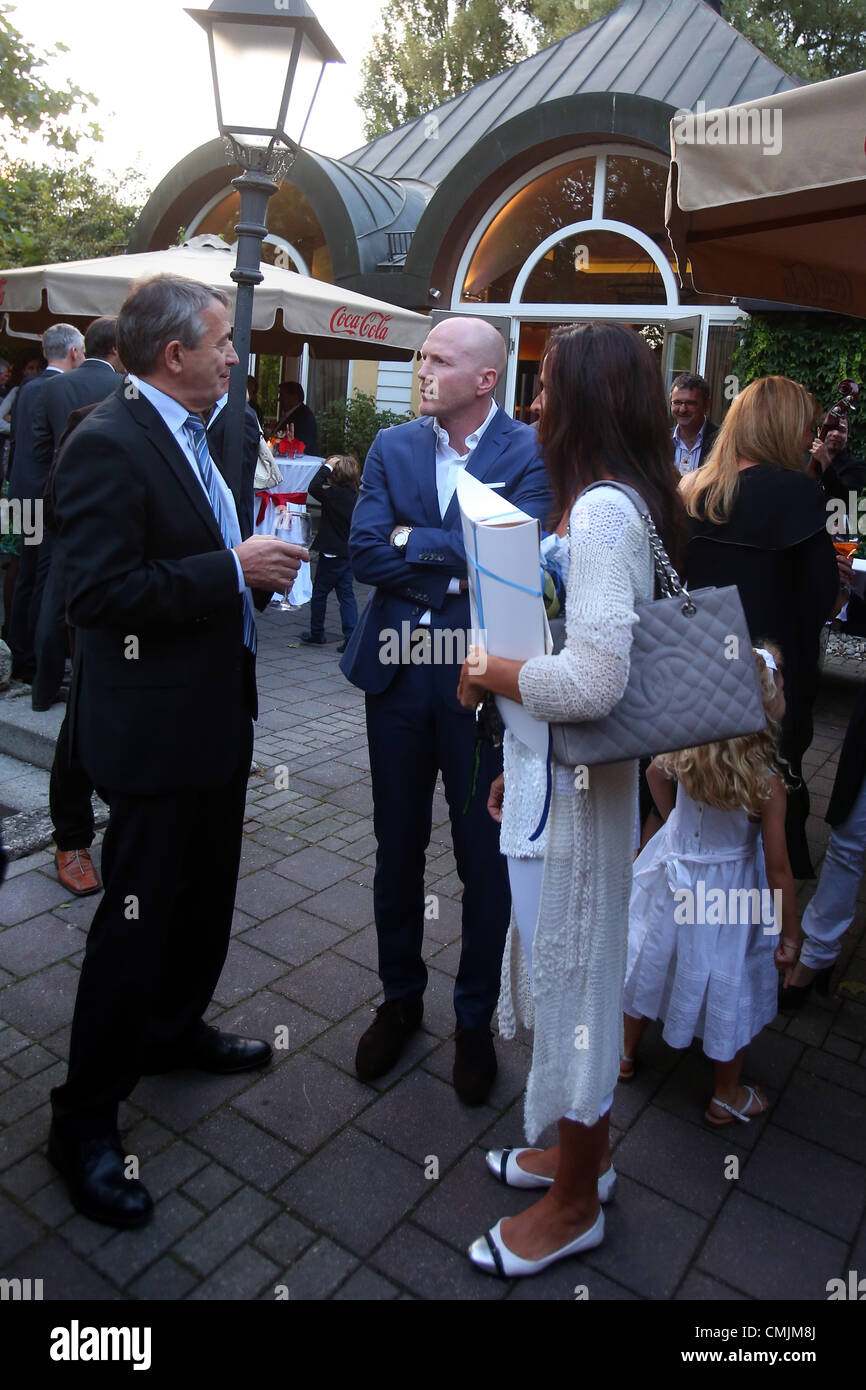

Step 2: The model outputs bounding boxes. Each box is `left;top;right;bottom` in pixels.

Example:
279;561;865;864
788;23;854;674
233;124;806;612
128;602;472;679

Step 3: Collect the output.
724;1;866;84
359;0;866;140
0;4;99;152
0;161;148;269
359;0;530;139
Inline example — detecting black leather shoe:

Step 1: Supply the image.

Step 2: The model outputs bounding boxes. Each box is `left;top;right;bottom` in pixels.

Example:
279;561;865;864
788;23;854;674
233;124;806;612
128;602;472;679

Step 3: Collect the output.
355;997;423;1081
144;1027;272;1075
453;1026;497;1106
48;1125;153;1229
300;632;326;645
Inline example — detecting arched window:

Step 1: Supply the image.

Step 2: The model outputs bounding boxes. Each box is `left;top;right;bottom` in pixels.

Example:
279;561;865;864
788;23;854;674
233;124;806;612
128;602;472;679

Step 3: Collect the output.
458;147;704;311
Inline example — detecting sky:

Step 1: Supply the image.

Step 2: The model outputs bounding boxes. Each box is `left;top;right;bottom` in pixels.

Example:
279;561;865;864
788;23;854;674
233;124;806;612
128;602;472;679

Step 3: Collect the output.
12;0;386;191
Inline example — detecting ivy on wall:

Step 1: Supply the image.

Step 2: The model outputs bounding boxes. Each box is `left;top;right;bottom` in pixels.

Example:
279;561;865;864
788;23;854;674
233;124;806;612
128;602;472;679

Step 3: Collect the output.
731;314;866;456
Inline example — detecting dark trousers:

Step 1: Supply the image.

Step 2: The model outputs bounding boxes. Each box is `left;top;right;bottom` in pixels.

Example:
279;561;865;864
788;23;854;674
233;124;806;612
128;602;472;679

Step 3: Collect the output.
365;651;510;1029
7;531;39;678
310;555;357;638
50;710;95;851
32;537;69;708
51;726;252;1139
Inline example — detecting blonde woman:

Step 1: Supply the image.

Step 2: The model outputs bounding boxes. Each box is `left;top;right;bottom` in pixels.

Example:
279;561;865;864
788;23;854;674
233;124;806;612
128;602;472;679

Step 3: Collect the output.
681;376;839;878
623;649;799;1125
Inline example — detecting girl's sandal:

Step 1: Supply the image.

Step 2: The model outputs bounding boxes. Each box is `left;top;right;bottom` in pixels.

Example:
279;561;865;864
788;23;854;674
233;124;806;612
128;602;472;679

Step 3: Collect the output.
704;1085;768;1127
619;1055;636;1082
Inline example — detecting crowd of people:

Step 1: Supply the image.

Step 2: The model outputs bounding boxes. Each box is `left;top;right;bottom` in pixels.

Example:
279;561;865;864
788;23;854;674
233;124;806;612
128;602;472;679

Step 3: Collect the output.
1;282;864;1283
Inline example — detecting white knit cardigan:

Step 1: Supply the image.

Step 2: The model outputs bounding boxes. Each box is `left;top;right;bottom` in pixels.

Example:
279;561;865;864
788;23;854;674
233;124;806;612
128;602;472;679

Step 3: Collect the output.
497;486;653;1138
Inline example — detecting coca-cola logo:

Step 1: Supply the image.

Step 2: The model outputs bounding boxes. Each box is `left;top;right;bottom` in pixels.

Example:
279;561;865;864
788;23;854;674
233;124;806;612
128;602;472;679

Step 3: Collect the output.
329;307;392;342
781;261;852;313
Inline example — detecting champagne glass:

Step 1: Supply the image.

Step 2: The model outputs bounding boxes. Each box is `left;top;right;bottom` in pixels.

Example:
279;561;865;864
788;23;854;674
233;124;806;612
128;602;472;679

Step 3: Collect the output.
275;510;312;612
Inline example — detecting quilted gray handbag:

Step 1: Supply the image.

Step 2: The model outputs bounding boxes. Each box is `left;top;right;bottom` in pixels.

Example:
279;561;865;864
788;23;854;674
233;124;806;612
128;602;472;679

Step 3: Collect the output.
547;482;766;767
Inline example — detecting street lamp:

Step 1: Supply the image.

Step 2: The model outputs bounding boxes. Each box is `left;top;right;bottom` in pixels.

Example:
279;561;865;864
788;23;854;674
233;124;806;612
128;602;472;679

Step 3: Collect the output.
187;0;343;502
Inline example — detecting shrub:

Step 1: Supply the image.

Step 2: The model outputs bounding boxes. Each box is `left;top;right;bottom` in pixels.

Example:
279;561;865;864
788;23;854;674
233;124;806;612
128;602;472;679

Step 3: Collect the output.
316;389;413;465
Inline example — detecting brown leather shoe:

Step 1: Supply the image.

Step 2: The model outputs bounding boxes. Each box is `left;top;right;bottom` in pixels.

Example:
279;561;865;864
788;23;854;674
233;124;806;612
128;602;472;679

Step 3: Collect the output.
55;849;102;897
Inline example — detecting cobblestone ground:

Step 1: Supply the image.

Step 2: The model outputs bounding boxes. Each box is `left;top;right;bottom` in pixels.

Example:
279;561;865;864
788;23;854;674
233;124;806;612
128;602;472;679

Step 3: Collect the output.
1;600;865;1302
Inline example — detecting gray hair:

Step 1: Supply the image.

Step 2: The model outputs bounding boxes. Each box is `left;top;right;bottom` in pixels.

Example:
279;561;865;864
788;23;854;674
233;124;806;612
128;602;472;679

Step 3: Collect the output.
42;323;84;362
117;275;231;376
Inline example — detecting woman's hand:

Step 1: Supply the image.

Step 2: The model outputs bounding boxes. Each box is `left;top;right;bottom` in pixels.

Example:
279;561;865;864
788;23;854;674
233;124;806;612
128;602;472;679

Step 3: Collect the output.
457;646;489;709
487;773;505;824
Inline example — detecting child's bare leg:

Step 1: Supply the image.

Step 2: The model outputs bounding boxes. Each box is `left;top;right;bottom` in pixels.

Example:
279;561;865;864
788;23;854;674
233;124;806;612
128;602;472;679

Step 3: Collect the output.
707;1046;767;1120
620;1013;648;1079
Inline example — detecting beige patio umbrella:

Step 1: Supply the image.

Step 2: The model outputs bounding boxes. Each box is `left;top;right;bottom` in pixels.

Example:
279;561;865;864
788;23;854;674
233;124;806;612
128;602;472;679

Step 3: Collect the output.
666;70;866;318
0;234;429;359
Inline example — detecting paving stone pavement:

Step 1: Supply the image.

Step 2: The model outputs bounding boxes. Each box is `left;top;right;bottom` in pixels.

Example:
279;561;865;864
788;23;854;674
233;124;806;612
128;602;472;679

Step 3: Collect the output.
1;598;865;1303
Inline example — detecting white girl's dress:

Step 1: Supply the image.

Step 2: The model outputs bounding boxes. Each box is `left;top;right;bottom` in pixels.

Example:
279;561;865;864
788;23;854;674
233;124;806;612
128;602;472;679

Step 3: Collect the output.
623;783;778;1061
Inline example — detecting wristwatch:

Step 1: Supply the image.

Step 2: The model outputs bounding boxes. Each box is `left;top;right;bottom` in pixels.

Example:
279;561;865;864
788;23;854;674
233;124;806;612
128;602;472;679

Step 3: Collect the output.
392;527;412;552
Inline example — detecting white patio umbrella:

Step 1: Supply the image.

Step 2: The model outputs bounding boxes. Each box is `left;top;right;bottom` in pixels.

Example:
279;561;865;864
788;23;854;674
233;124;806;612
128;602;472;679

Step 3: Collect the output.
666;70;866;318
0;234;429;359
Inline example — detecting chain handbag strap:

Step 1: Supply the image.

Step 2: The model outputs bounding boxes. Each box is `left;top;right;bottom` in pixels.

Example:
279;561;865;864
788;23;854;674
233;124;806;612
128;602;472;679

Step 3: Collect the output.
578;480;696;617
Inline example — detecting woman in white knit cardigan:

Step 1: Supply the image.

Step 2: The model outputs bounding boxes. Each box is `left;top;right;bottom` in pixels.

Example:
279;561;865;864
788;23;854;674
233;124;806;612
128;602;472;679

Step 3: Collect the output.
457;323;686;1278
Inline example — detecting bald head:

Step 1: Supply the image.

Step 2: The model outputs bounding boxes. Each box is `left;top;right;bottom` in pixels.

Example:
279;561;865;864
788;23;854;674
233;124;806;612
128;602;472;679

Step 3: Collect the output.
425;317;506;378
417;317;506;445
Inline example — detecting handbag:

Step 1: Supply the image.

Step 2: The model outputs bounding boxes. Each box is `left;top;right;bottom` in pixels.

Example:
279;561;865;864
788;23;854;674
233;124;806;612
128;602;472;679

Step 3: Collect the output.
547;481;766;767
254;432;284;491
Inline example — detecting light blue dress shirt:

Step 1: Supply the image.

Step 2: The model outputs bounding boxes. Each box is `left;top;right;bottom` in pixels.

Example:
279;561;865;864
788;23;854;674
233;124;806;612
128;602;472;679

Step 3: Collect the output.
127;376;245;592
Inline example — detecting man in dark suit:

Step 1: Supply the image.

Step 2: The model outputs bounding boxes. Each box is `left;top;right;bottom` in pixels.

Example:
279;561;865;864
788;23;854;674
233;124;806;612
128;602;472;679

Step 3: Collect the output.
49;275;305;1228
670;372;719;474
31;317;124;713
6;323;85;681
340;317;550;1104
277;380;318;456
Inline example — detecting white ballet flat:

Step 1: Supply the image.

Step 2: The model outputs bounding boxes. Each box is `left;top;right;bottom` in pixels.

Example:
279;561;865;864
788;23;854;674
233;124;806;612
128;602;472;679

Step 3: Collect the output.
485;1148;617;1202
468;1209;605;1278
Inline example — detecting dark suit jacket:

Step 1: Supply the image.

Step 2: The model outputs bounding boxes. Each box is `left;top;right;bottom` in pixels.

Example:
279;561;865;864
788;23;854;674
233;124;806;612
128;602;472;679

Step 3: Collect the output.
206;402;260;541
52;382;257;796
308;466;357;557
7;368;62;501
277;401;318;456
340;407;551;693
32;359;122;504
699;420;719;465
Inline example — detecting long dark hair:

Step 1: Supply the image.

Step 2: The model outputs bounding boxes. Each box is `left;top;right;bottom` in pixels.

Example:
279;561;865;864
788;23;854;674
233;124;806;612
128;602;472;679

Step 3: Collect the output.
537;322;686;569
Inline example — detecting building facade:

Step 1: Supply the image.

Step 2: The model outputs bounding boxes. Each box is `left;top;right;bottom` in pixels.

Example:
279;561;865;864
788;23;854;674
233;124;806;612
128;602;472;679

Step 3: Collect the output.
131;0;796;418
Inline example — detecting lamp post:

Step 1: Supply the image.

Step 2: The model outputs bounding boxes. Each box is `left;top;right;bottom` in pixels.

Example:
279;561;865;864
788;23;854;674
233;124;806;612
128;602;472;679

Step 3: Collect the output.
187;0;342;504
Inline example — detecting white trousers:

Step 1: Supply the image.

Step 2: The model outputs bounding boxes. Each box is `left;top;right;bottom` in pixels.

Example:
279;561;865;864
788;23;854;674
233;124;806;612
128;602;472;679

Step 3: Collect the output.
801;772;866;970
507;855;614;1122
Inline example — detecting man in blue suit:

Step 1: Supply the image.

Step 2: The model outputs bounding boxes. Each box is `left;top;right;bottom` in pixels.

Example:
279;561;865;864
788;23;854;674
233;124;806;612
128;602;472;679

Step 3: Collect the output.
341;317;550;1104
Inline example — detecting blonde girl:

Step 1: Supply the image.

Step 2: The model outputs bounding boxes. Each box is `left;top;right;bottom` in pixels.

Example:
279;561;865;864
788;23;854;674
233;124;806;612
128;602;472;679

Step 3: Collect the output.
622;647;800;1125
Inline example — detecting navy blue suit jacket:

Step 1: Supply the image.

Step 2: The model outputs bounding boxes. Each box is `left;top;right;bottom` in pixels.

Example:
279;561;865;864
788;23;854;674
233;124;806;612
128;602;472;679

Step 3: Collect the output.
340;406;550;693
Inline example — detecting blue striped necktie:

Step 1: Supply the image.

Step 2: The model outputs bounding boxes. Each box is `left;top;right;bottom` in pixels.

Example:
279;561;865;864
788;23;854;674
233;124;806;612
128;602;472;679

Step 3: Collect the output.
184;413;257;655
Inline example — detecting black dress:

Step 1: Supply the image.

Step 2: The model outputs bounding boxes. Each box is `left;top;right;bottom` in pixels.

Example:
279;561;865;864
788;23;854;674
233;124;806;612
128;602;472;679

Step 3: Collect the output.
684;464;838;876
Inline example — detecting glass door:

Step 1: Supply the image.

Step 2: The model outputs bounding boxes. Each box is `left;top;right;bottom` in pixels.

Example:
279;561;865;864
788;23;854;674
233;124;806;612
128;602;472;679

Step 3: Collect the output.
661;316;701;394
